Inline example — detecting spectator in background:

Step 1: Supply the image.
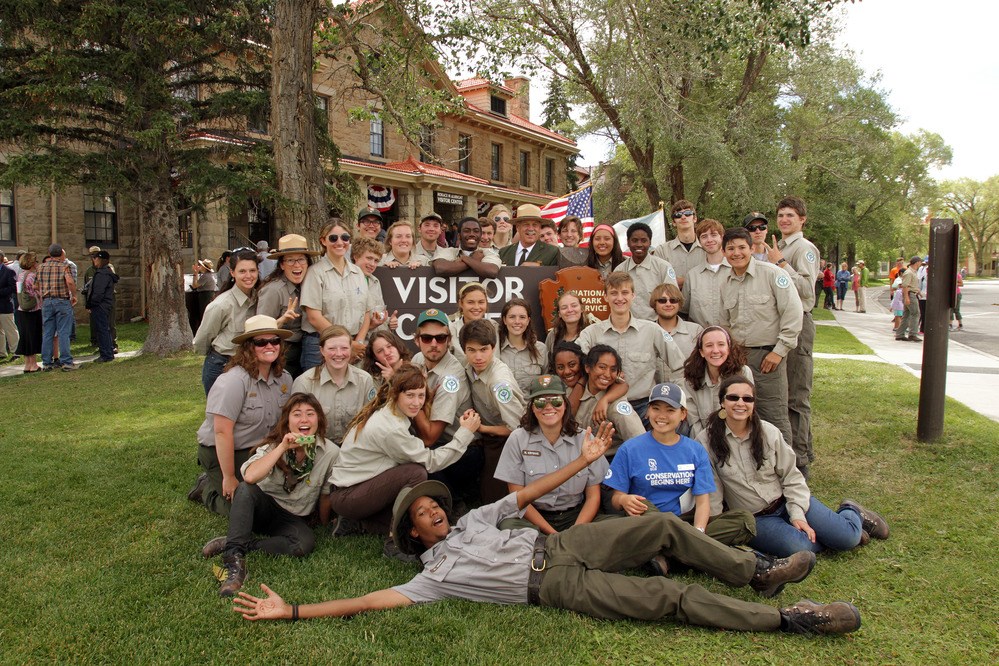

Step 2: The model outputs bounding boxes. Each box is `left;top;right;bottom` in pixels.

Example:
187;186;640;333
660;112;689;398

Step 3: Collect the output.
814;259;825;309
821;261;835;310
356;206;387;243
835;262;850;311
888;257;905;285
857;260;869;312
37;243;77;371
14;252;42;373
951;270;964;331
487;204;514;248
188;258;218;336
217;250;233;287
84;250;119;363
0;251;18;358
917;257;929;334
256;240;278;280
478;216;497;250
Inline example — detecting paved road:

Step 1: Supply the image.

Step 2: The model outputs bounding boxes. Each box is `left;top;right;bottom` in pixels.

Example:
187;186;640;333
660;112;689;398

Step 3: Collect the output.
877;278;999;357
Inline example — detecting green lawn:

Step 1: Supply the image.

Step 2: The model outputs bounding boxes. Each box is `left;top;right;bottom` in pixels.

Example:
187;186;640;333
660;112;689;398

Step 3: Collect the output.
1;321;148;365
1;354;997;663
814;325;874;355
811;307;836;321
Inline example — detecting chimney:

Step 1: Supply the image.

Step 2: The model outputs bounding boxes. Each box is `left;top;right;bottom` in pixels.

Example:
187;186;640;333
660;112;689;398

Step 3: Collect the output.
504;76;531;119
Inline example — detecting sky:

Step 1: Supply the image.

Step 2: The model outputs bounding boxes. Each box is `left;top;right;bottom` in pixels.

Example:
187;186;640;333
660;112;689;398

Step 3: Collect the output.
560;0;998;182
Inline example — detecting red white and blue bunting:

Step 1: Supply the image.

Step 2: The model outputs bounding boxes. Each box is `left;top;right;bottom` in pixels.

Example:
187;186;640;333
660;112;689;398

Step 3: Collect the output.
367;185;396;212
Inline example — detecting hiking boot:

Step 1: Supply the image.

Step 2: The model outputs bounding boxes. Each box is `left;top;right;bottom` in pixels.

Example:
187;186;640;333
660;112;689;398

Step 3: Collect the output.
648;554;669;577
218;552;246;598
858;529;871;547
329;515;363;538
382;537;420;564
779;599;862;635
187;473;208;503
202;536;227;559
839;500;889;540
750;551;815;598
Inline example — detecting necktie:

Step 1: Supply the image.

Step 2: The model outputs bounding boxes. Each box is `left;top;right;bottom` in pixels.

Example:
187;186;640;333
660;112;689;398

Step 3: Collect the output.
518;247;528;266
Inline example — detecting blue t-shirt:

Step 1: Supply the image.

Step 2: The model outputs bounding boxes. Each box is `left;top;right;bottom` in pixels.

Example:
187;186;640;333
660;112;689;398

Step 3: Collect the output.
603;432;715;515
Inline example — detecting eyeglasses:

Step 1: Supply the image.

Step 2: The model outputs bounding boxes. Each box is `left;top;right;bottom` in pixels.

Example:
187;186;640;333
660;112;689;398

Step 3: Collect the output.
359;218;381;225
418;333;450;345
656;297;681;305
723;394;756;403
532;396;565;409
327;233;351;243
747;224;767;232
252;337;283;348
672;210;695;219
494;215;511;222
284;257;309;265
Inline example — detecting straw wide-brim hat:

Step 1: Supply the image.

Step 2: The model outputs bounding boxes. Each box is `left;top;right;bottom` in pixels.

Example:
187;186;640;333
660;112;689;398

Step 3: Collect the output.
197;258;215;271
514;204;546;223
268;233;322;259
390;480;452;555
232;314;293;344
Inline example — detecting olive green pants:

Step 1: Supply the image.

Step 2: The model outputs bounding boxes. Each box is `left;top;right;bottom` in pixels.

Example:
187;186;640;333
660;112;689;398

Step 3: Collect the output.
786;312;815;467
746;348;792;448
601;496;757;547
539;512;781;631
498;502;614;533
197;444;252;517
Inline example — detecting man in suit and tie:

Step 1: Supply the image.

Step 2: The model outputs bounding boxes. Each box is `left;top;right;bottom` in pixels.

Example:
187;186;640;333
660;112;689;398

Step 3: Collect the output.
498;204;561;267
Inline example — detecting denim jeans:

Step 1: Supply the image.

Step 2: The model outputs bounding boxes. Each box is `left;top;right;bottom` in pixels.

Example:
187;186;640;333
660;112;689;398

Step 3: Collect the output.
224;482;315;558
41;298;74;366
201;349;230;396
750;495;862;557
89;303;115;361
299;332;322;372
629;397;650;430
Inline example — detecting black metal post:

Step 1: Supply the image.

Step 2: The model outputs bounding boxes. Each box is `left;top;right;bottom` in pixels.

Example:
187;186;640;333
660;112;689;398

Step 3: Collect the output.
917;219;958;442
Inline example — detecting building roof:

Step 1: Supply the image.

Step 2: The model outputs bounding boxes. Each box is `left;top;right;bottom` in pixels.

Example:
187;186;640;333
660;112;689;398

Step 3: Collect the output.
455;77;515;95
343;155;491;185
462;103;575;147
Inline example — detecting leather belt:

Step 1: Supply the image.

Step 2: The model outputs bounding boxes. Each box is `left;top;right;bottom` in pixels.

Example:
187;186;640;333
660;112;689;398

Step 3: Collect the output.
747;345;775;352
754;496;786;517
526;533;548;606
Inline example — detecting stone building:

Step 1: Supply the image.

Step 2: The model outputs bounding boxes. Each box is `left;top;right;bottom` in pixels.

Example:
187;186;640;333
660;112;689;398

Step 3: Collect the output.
1;55;576;322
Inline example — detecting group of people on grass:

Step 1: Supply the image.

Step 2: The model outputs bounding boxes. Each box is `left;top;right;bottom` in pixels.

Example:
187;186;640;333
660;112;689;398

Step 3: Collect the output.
189;197;889;638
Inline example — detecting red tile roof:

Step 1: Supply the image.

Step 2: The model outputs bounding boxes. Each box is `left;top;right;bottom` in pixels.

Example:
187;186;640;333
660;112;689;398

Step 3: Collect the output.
341;155;491;185
464;103;576;146
456;77;514;95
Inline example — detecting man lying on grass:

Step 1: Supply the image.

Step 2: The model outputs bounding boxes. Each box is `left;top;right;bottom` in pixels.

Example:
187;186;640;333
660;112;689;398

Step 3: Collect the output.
234;422;861;635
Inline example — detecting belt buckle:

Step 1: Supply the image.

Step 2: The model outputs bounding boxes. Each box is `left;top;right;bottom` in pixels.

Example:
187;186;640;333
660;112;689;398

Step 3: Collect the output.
531;558;546;572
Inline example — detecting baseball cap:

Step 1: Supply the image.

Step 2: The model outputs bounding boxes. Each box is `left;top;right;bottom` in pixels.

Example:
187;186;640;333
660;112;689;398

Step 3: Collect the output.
648;382;686;409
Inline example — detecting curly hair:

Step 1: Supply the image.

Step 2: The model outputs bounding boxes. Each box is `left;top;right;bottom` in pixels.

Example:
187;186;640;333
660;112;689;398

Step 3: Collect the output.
706;375;764;469
345;363;426;437
223;336;287;379
683;326;747;391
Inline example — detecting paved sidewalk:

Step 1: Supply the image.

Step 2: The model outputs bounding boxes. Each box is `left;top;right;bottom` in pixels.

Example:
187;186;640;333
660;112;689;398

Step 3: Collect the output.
0;350;141;379
820;287;999;422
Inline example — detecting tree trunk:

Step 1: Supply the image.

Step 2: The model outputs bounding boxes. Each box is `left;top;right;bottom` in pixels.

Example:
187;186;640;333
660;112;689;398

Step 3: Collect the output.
271;0;327;237
141;176;193;356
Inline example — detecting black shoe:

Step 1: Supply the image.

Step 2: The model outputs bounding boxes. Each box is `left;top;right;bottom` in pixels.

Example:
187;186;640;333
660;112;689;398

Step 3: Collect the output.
839;500;889;540
187;473;208;503
93;357;114;364
383;537;420;564
780;599;861;635
648;554;669;577
330;515;363;538
61;363;77;371
750;551;816;598
907;335;922;342
202;536;227;559
797;464;810;481
218;553;246;598
42;366;56;372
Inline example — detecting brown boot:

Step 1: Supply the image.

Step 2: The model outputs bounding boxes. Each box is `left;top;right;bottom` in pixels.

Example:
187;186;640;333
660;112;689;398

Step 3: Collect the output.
839;500;889;540
780;599;862;635
202;536;227;559
218;553;246;598
750;551;815;598
187;473;208;503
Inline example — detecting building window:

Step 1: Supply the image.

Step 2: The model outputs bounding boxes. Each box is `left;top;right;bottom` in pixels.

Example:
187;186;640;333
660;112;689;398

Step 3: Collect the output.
491;143;503;181
419;126;434;163
370;115;384;157
84;190;118;246
0;188;14;245
247;98;269;134
315;95;328;113
520;151;530;188
545;158;555;193
490;95;507;116
177;195;193;249
458;134;471;175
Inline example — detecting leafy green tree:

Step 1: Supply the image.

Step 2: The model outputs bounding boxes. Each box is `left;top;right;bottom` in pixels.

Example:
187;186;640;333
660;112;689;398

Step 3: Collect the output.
0;0;274;354
541;76;579;189
940;177;999;276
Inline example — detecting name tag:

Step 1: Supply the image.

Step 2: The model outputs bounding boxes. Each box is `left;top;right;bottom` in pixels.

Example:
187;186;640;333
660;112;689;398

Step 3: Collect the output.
677;463;695;471
522;450;541;457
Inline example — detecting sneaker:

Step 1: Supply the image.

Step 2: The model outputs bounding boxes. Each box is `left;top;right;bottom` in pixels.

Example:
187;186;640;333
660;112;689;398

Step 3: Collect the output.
907;335;922;342
93;357;114;364
839;500;889;540
895;336;907;341
61;363;77;371
202;536;227;559
187;473;208;503
218;553;247;598
42;366;56;372
382;537;420;564
330;515;363;538
780;599;862;635
648;554;669;577
750;551;816;598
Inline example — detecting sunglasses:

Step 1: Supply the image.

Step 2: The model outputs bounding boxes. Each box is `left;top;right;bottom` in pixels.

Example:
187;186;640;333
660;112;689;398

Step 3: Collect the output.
418;333;450;345
327;233;351;243
494;215;511;222
252;337;283;348
656;297;681;305
747;224;768;232
532;396;565;409
724;394;756;403
672;210;695;219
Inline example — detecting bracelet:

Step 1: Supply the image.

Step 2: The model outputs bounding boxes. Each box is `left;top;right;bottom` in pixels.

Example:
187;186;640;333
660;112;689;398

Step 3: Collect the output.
291;604;299;621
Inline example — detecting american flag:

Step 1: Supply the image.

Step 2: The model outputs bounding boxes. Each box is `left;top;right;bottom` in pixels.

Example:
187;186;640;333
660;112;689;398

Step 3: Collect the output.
540;184;595;244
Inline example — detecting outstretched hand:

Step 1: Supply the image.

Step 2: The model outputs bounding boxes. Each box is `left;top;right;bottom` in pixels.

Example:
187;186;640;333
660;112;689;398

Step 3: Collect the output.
580;421;615;462
233;583;291;621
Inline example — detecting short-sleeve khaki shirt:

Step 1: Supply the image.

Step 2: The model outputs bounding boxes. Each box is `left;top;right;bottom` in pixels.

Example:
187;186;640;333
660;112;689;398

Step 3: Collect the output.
292;364;375;444
192;288;255;356
466;358;525;429
257;275;303;342
196;366;292;449
777;232;820;311
615;255;679;321
412;351;472;442
300;255;370;335
719;258;803;357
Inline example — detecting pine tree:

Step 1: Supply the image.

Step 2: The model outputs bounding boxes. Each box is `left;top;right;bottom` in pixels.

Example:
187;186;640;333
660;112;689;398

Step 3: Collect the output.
0;0;274;354
541;77;578;190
